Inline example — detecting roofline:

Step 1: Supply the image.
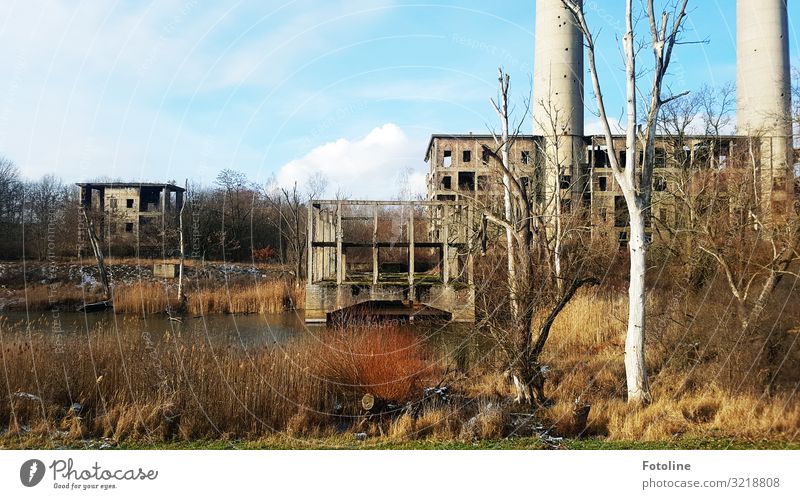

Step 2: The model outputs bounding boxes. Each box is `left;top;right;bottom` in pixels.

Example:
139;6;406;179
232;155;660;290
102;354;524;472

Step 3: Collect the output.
424;134;537;161
76;182;186;192
424;132;754;161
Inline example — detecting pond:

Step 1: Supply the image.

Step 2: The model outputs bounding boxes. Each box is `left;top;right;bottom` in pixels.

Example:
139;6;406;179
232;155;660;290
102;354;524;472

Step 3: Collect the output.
0;310;486;368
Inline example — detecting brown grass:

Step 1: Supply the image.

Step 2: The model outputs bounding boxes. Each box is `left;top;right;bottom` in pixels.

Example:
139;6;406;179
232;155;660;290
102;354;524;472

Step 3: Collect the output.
0;321;441;443
111;280;304;315
314;328;438;404
517;288;800;442
186;280;304;315
0;317;332;441
1;283;103;311
1;283;798;445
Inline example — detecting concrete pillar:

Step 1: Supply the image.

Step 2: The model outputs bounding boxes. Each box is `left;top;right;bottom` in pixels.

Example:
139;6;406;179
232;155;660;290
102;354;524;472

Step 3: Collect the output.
336;203;343;284
408;208;415;288
533;0;585;211
373;206;379;285
737;0;793;203
307;203;314;284
442;205;450;284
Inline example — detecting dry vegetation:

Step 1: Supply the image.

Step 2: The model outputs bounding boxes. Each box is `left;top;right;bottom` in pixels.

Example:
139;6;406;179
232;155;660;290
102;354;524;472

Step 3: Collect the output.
1;281;798;448
3;279;303;316
0;259;300;316
112;280;304;316
530;287;800;442
0;323;443;444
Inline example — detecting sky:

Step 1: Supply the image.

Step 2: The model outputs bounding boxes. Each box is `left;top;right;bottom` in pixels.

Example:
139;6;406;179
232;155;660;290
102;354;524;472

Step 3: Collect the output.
1;0;799;199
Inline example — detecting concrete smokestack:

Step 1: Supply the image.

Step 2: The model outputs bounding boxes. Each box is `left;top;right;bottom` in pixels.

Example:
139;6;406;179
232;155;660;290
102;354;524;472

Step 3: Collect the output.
533;0;584;209
737;0;792;185
533;0;584;137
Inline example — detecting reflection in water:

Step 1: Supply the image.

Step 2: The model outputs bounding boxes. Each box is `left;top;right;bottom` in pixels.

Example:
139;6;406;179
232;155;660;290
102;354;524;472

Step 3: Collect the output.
1;311;314;346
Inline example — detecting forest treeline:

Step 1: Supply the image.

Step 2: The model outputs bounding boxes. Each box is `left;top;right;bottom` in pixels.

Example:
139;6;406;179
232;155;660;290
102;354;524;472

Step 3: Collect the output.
0;159;321;273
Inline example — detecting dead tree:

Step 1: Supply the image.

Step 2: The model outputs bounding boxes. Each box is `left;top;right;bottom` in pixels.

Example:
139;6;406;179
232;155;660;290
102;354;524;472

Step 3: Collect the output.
478;69;602;406
177;179;187;307
264;175;328;280
80;208;111;301
490;69;520;319
562;0;691;404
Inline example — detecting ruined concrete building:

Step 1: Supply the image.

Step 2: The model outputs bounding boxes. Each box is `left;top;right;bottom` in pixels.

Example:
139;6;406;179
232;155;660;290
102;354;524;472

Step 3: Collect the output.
77;182;185;240
426;0;796;246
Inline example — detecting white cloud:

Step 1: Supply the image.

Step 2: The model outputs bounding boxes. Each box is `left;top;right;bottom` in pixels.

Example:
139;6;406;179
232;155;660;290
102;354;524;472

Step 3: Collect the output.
275;123;427;199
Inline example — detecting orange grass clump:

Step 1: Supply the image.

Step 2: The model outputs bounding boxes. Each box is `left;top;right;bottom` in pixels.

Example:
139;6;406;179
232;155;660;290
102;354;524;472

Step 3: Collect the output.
313;328;438;404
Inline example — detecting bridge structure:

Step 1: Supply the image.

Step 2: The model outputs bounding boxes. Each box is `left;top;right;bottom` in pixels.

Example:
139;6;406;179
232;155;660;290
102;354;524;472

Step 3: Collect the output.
304;200;476;324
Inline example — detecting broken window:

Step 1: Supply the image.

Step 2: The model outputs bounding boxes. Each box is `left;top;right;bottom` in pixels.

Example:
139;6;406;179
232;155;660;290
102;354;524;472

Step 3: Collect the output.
619;151;626;169
462;150;472;162
598;176;608;192
481;148;491;163
443;150;452;167
614;196;629;227
477;175;489;191
593;149;608;168
125;222;134;233
458;171;475;191
442;176;452;190
110;198;118;209
654;148;667;168
773;176;787;191
692;144;711;167
560;175;571;190
654;176;667;191
599;207;607;221
521;151;531;165
619;231;628;248
534;164;544;204
126;199;134;209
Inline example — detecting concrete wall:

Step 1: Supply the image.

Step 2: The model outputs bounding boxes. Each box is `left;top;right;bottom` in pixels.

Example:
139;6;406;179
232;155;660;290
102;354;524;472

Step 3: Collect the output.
105;187;140;235
304;283;475;323
426;136;540;205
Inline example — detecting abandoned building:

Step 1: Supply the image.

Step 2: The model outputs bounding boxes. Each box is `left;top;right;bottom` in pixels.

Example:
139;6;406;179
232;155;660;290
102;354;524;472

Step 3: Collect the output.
77;182;185;240
426;0;796;247
304;199;475;323
425;133;796;246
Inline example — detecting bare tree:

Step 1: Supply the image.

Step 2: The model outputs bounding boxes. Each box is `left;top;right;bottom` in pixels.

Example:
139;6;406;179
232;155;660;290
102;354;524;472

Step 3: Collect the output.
793;67;800;153
666;137;800;339
0;157;23;258
478;69;602;405
562;0;691;403
264;174;328;279
490;69;520;318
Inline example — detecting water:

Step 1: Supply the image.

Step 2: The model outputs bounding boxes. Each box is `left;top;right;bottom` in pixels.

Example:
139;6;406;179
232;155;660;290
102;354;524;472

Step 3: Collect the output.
0;310;485;366
0;311;476;344
0;311;313;346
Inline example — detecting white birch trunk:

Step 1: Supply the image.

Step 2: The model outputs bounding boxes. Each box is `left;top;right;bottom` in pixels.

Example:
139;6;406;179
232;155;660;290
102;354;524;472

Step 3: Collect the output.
494;70;519;320
625;201;649;402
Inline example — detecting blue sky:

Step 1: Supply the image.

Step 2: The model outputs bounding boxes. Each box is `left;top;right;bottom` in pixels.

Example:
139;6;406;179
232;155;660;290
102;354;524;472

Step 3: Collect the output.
1;0;798;198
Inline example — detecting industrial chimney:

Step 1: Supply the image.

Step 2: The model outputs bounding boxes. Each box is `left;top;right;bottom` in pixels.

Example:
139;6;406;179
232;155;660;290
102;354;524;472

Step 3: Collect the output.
533;0;585;207
737;0;793;202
